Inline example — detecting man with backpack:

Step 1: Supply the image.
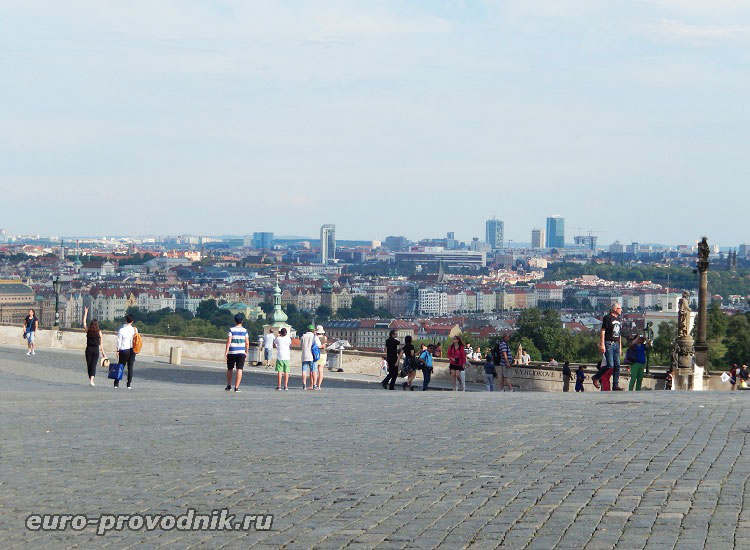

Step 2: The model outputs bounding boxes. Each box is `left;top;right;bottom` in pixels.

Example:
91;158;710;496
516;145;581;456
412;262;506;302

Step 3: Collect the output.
115;314;138;389
300;324;322;390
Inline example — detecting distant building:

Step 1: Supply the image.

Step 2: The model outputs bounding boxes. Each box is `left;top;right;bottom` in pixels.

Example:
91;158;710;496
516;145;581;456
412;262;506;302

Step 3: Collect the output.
545;216;565;248
384;236;409;252
395;247;486;268
531;228;545;249
626;242;640;255
574;235;598;250
0;280;35;324
320;224;336;264
252;232;274;250
609;241;625;254
485;218;504;250
739;244;748;259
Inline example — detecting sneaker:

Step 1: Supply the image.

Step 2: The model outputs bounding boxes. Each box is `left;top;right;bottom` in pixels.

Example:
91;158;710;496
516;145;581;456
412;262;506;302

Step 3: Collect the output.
592;379;601;390
26;351;31;356
32;351;35;355
225;385;231;391
127;385;131;390
234;387;241;393
114;385;119;389
284;387;289;391
312;384;318;390
276;387;281;391
381;381;388;390
613;386;623;391
402;382;408;390
90;381;95;386
509;388;514;392
409;385;414;391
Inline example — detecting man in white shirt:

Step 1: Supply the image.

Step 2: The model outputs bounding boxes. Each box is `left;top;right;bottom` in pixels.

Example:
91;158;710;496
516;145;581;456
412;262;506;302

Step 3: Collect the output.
300;324;322;390
263;329;276;368
115;314;137;389
273;328;292;390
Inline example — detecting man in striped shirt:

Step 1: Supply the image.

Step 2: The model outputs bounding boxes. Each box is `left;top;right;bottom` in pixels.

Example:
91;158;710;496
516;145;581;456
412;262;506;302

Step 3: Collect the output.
224;314;250;392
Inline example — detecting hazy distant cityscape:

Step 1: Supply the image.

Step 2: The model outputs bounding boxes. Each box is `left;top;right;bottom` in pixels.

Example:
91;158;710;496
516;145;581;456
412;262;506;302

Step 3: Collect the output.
1;218;748;368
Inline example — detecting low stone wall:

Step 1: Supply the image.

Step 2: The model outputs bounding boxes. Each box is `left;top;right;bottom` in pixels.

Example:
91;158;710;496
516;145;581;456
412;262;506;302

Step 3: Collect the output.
0;324;726;391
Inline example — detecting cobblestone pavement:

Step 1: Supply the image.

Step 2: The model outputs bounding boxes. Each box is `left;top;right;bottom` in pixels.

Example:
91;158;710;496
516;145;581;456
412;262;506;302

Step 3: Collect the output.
2;345;750;549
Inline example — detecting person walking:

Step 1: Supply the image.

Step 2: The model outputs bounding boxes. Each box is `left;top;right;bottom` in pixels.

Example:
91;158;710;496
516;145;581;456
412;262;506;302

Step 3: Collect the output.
665;366;673;390
115;314;137;389
224;314;249;392
484;352;497;391
82;307;106;386
262;328;276;368
599;303;623;390
575;365;585;392
417;343;434;391
381;330;401;390
22;309;38;355
562;361;572;392
315;325;328;389
448;335;467;391
496;333;514;392
627;335;648;391
273;328;292;390
300;324;322;390
401;335;417;390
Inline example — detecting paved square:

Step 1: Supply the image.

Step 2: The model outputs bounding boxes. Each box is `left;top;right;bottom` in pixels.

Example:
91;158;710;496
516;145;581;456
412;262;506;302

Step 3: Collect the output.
1;346;749;549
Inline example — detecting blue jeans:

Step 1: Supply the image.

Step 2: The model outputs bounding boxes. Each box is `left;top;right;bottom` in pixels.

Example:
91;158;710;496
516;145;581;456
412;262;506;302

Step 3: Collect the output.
605;341;621;388
422;367;432;391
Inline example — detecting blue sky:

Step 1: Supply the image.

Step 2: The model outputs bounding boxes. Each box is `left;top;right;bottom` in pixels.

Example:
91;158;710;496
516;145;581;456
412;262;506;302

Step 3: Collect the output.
1;1;748;245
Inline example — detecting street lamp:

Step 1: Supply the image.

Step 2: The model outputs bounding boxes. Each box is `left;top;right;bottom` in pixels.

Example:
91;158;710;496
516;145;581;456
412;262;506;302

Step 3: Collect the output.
53;277;61;327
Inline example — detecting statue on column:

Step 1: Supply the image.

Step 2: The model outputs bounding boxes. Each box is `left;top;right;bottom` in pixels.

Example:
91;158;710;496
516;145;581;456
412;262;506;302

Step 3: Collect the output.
644;321;654;373
678;291;691;338
698;237;710;266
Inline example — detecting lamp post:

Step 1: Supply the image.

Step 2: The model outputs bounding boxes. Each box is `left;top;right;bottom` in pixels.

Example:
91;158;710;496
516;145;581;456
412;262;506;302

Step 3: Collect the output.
53;277;61;327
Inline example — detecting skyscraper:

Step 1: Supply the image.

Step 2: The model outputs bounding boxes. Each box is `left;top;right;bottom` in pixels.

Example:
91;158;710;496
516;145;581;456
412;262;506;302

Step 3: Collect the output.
252;232;274;250
320;224;336;264
485;218;504;250
531;228;545;249
545;216;565;248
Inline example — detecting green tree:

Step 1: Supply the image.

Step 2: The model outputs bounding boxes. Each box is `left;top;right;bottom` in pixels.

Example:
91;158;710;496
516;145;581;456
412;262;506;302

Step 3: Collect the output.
723;314;750;366
652;322;676;365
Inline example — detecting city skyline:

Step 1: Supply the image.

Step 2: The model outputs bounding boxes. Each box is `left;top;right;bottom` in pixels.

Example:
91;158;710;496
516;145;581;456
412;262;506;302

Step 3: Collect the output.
2;2;749;244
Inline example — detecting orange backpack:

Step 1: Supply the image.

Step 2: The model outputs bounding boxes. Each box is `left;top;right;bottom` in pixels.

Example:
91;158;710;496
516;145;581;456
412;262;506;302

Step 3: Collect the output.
132;330;143;354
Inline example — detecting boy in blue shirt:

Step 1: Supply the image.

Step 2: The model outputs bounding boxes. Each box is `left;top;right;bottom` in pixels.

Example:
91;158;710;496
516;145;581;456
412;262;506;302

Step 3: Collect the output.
484;352;497;391
417;343;434;391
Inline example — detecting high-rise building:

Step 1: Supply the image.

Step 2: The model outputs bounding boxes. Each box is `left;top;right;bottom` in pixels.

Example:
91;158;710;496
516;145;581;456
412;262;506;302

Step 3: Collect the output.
384;236;409;251
739;244;748;259
574;235;598;250
320;224;336;264
252;232;274;249
485;218;504;250
545;216;565;248
531;228;545;249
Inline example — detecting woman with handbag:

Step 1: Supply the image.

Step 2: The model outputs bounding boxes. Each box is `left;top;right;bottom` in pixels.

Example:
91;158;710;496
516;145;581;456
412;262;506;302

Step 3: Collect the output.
447;335;467;391
83;307;107;386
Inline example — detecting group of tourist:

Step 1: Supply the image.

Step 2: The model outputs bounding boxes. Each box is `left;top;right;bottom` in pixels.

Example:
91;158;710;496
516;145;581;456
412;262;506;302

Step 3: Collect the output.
225;319;328;392
40;299;676;393
79;307;139;389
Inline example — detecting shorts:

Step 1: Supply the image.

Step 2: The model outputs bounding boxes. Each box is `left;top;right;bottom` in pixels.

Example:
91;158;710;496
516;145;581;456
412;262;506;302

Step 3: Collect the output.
501;364;512;378
275;360;290;373
449;364;464;371
264;348;273;360
302;361;315;373
227;354;246;370
26;332;35;343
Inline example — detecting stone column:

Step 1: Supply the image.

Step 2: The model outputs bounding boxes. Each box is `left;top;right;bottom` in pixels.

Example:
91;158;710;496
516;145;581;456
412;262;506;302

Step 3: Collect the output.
694;254;709;369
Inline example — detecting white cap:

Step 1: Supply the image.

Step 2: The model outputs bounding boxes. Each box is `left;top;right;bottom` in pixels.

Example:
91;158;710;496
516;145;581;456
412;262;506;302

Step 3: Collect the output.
315;325;325;334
